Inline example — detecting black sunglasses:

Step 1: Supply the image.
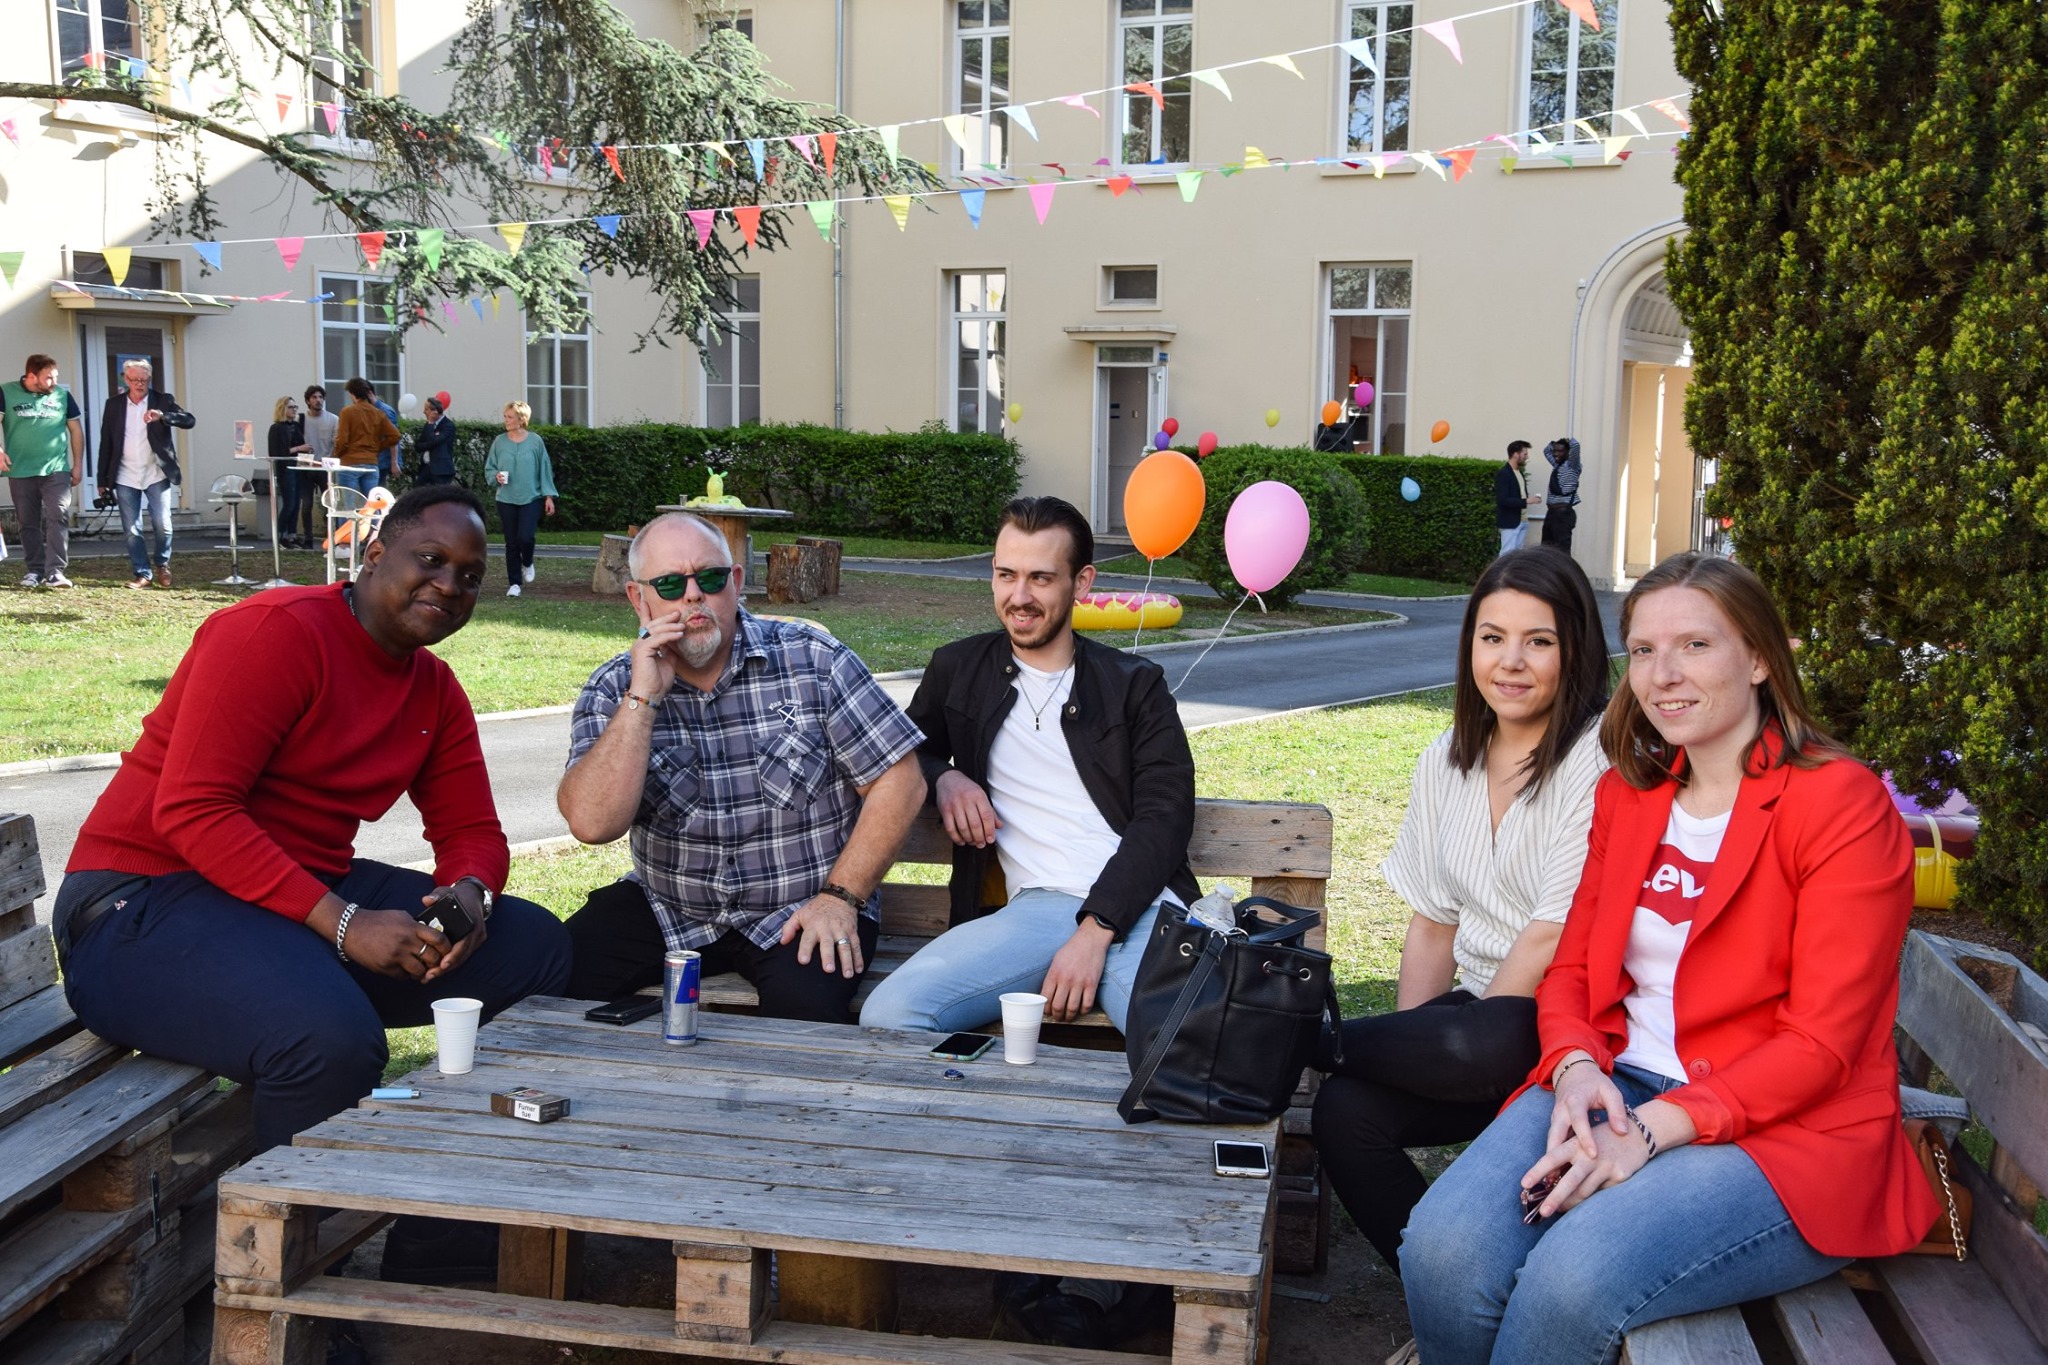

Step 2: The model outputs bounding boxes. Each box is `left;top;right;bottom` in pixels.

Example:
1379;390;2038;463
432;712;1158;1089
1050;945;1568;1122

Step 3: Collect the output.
635;567;733;600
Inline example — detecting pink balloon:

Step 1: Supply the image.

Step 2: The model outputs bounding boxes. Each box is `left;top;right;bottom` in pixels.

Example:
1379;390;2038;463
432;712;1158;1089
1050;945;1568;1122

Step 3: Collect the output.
1224;481;1311;594
1352;380;1374;407
1196;430;1218;458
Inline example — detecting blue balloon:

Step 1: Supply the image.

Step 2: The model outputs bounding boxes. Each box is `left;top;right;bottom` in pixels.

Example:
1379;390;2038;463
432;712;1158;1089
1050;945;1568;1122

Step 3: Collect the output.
1153;430;1170;451
1400;477;1421;502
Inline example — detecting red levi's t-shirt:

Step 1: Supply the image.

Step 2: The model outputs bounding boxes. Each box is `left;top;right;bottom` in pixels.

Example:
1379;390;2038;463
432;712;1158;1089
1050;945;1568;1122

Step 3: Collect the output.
1614;802;1731;1081
67;583;508;919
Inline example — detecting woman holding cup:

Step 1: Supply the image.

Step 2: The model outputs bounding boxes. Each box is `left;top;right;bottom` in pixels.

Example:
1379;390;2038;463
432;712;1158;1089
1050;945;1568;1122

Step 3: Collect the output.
482;401;556;597
1399;553;1938;1364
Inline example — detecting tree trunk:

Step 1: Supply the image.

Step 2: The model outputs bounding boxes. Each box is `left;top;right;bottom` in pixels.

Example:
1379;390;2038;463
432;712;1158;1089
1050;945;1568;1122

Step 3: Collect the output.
766;542;825;604
593;533;632;594
795;537;842;595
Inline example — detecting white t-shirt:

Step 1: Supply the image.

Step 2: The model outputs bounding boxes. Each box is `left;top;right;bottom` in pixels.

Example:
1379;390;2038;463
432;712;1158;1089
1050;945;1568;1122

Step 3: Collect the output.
116;396;156;489
984;658;1126;901
1614;802;1731;1080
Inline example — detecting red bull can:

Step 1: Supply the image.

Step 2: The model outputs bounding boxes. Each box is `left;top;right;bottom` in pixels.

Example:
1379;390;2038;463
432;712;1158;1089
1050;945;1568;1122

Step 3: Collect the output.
663;950;701;1045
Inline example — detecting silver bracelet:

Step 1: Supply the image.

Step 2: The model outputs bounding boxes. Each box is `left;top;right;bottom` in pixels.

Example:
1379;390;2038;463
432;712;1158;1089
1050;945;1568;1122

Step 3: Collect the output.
335;902;361;963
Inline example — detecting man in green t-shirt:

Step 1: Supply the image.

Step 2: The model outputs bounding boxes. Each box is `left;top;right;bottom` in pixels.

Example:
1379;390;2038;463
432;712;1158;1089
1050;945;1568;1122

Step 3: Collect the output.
1;354;85;589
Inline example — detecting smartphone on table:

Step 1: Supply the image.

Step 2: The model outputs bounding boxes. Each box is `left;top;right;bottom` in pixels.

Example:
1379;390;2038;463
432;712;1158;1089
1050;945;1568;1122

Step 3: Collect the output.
929;1032;996;1061
585;995;662;1025
1213;1140;1271;1179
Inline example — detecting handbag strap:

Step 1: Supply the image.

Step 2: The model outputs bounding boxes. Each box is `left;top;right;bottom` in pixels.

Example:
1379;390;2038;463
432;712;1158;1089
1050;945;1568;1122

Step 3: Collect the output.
1234;896;1323;945
1118;931;1226;1124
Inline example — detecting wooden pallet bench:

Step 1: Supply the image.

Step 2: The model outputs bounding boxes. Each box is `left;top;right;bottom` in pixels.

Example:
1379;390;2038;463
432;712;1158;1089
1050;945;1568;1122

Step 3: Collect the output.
688;797;1335;1275
0;812;258;1365
1623;931;2048;1364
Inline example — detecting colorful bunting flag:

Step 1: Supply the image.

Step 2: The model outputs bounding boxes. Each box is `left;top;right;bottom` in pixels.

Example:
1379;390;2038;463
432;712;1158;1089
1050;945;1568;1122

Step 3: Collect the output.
442;300;457;323
1500;152;1519;174
819;132;838;174
1447;148;1476;181
733;205;763;247
1421;20;1462;63
704;141;735;165
1176;170;1203;202
686;209;715;248
1374;152;1402;178
0;251;22;291
1617;107;1650;138
1190;69;1233;100
103;246;132;286
472;297;486;320
1027;181;1056;224
193;241;222;271
603;145;623;179
1259;54;1303;79
1002;107;1038;140
490;294;501;318
1602;135;1631;164
418;228;445;272
1124;82;1165;112
539;142;554;175
1059;95;1100;118
1411;152;1447;181
595;214;622;238
1106;175;1133;197
276;236;305;271
357;231;385;268
746;138;767;181
1573;118;1602;143
790;133;818;168
321;103;341;134
959;187;985;228
1651;99;1691;131
1244;146;1272;170
1337;39;1378;74
1558;0;1602;29
275;92;293;121
0;118;17;147
884;195;912;231
943;114;976;154
258;291;290;301
126;57;146;79
879;125;900;162
498;222;526;256
800;200;831;240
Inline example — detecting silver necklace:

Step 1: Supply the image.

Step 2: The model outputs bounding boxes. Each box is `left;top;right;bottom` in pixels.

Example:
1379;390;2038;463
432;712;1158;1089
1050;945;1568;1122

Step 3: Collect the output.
1021;662;1072;731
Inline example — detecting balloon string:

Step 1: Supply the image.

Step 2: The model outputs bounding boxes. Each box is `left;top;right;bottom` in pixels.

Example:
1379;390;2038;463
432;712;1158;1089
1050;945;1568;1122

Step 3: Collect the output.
1131;559;1158;651
1172;591;1257;694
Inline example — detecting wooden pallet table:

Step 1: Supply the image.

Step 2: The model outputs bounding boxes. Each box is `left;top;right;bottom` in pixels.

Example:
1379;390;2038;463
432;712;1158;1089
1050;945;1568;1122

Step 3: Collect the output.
212;1000;1280;1364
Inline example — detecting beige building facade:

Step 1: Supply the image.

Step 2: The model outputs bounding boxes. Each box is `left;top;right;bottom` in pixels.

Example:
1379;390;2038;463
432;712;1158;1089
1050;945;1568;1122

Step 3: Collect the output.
1;0;1698;585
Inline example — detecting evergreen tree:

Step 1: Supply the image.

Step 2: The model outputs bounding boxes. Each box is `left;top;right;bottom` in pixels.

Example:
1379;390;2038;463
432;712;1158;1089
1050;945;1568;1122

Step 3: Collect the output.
0;1;928;345
1669;1;2048;961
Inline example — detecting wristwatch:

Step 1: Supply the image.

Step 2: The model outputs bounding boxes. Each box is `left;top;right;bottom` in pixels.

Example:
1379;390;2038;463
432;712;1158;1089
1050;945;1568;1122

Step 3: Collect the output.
1085;912;1118;935
456;876;495;921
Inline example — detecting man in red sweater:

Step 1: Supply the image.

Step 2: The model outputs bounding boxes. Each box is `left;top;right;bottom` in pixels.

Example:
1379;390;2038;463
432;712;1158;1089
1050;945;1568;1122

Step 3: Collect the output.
57;483;571;1158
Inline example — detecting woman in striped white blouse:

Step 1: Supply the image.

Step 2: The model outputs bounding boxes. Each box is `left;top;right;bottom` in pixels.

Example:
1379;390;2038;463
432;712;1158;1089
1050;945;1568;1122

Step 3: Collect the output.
1312;547;1611;1270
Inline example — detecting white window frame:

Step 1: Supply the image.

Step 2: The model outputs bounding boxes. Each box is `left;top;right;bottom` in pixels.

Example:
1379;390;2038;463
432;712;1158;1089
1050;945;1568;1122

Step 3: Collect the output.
48;0;159;131
952;0;1011;173
1339;3;1413;156
317;271;404;401
515;1;578;182
1116;0;1193;169
947;271;1007;435
1321;263;1413;456
700;277;761;430
1101;265;1160;310
1520;0;1621;151
525;293;593;427
307;0;378;146
51;0;141;84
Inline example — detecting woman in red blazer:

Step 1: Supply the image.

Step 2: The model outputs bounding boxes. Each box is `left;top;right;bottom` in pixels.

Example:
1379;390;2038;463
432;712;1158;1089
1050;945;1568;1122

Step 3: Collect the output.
1400;553;1937;1365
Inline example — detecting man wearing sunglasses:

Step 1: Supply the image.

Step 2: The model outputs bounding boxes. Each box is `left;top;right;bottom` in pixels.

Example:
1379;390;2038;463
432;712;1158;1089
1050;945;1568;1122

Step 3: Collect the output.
556;512;926;1022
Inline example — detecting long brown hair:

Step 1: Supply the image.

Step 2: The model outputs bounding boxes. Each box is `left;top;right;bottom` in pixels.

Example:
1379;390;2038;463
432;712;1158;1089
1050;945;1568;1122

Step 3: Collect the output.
1601;553;1848;789
1449;547;1609;795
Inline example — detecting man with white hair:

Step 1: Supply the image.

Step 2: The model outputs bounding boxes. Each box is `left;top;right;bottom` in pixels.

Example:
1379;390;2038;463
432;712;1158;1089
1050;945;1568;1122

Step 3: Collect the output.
556;512;926;1022
96;357;194;589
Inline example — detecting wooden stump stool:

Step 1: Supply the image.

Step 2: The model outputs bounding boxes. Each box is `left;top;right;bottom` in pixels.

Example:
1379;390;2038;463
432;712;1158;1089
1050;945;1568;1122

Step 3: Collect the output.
795;537;842;595
593;533;632;594
766;542;826;604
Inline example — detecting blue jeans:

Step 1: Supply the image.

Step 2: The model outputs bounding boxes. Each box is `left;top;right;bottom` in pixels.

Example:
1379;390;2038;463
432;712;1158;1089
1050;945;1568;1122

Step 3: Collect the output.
858;889;1163;1033
1400;1067;1847;1365
117;479;174;575
333;466;377;496
56;861;572;1151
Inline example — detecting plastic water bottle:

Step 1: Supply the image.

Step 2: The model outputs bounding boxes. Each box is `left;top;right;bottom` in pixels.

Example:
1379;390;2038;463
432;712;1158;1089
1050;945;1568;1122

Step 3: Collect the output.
1188;884;1240;934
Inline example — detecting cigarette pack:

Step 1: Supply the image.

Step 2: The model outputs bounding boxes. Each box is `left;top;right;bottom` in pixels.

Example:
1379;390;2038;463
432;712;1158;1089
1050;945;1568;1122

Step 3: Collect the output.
489;1087;571;1123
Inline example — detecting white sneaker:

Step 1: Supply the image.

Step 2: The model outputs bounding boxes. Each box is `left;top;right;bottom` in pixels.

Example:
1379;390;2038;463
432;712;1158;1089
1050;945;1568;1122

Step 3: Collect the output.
42;572;73;589
523;563;536;584
506;583;521;597
19;573;40;589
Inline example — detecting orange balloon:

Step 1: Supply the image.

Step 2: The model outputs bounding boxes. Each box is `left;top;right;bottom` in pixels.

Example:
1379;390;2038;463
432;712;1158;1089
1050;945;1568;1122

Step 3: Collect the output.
1321;400;1343;427
1430;420;1451;443
1123;451;1207;560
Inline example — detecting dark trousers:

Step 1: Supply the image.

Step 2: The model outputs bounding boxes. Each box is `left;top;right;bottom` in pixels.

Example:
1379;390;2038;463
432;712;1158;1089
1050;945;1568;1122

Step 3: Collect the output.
1311;990;1540;1269
297;470;327;540
57;861;572;1151
1541;505;1577;553
499;498;541;585
564;878;878;1024
272;463;300;538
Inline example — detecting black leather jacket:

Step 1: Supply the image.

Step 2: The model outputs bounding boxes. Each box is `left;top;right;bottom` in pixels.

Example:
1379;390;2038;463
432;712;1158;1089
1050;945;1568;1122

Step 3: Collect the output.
97;390;194;492
905;630;1199;937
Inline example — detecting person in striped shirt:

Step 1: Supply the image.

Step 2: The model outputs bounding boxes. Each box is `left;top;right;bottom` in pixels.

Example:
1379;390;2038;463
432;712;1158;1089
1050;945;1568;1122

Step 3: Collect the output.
1312;547;1611;1270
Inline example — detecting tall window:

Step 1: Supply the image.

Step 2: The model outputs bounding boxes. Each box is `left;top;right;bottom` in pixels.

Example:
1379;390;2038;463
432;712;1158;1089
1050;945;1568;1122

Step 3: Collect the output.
1325;264;1411;455
308;1;376;140
703;277;761;429
1119;0;1192;166
1343;4;1412;155
526;294;592;426
1526;0;1619;141
517;1;575;177
950;272;1007;435
319;273;402;399
955;1;1010;171
55;0;140;81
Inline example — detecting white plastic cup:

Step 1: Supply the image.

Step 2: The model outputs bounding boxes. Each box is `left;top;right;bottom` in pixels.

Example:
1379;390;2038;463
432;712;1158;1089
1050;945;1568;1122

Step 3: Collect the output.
999;992;1047;1065
431;997;484;1074
496;470;509;485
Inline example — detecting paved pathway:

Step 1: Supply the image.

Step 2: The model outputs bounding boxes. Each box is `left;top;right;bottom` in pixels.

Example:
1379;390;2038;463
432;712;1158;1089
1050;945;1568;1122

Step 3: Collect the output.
6;554;1621;878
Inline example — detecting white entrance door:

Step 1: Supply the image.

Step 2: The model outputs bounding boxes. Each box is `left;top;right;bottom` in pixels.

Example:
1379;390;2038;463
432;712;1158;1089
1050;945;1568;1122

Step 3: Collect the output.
78;319;171;490
1094;344;1168;535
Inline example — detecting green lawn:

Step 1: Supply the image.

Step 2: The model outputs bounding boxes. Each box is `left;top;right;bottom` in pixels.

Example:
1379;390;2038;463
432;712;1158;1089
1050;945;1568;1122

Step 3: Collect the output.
1097;552;1467;599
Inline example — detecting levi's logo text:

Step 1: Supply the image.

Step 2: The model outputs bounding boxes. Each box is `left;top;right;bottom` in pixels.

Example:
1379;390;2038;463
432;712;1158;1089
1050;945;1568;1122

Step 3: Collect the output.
1639;845;1711;928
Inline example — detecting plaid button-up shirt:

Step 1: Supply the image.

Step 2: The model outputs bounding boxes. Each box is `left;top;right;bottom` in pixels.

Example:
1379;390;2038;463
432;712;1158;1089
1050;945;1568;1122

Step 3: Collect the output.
566;610;923;954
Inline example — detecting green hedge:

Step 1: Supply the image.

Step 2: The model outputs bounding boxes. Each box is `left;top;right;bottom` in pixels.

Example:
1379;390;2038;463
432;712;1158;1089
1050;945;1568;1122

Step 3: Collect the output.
1335;453;1502;582
1178;446;1368;608
400;420;1020;541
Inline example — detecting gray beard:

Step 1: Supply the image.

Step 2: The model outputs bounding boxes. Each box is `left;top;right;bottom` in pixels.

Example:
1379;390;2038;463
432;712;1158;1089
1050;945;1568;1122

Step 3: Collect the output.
678;622;724;669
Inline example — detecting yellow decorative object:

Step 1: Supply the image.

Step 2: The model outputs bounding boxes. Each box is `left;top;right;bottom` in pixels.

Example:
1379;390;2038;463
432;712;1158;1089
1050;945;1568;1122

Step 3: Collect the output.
1913;814;1961;911
706;468;725;501
1072;591;1183;632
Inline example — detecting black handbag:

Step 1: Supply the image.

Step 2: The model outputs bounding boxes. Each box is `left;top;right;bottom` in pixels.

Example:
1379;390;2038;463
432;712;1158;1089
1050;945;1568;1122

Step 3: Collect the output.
1118;896;1342;1125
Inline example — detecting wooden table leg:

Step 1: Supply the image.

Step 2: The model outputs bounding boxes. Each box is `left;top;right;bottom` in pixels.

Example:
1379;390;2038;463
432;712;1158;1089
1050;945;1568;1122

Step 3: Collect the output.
674;1240;772;1343
211;1305;325;1365
498;1224;585;1300
1173;1286;1259;1365
777;1250;899;1332
214;1195;324;1365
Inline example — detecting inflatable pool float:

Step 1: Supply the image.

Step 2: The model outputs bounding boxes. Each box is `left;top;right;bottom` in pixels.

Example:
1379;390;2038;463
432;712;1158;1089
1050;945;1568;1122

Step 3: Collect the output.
1072;591;1183;632
1884;773;1979;910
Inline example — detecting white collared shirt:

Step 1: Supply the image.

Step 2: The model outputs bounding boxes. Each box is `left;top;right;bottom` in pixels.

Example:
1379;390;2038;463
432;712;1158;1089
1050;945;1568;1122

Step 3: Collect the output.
116;395;157;489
